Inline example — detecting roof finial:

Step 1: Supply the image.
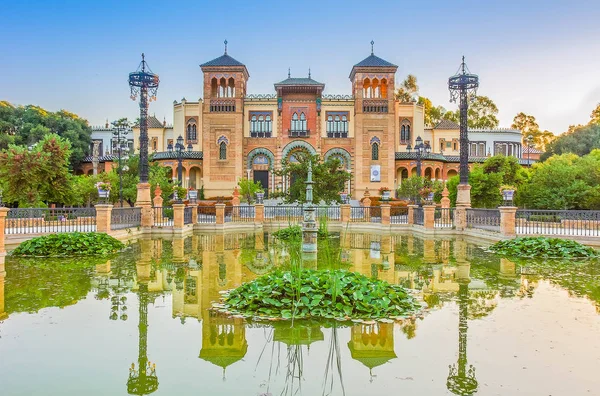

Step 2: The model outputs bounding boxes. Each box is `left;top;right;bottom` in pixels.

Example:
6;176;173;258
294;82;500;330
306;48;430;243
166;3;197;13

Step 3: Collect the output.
308;67;311;79
371;40;374;55
288;67;291;78
224;40;228;55
461;55;465;74
141;53;145;72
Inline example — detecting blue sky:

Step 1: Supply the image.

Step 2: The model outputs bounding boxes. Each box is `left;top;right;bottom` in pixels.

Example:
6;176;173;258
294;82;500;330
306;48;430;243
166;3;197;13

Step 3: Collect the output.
2;0;599;134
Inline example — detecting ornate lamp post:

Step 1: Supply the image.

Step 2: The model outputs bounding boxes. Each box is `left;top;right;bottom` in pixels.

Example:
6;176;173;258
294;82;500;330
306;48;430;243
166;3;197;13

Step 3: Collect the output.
302;160;317;255
406;135;431;177
526;134;534;167
112;121;131;207
449;56;479;207
129;53;159;206
167;135;192;186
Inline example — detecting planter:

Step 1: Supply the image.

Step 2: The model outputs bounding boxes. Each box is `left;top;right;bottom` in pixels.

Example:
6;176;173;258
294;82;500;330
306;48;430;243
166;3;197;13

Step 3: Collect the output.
98;189;110;204
255;192;264;204
502;189;515;205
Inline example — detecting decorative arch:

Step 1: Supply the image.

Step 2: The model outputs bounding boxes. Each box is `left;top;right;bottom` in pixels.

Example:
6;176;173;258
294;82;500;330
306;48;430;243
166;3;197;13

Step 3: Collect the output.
281;140;316;161
370;136;381;146
217;135;229;145
324;148;351;170
247;147;275;169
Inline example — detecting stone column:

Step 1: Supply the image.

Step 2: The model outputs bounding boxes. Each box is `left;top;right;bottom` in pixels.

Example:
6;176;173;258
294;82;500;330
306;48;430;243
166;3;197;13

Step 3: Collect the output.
499;206;517;237
454;206;467;231
95;204;113;234
456;184;472;208
232;186;240;206
173;203;185;230
215;204;225;225
407;204;418;225
381;204;391;225
136;183;154;228
255;204;264;224
340;204;351;223
440;186;451;224
190;204;198;225
423;204;436;229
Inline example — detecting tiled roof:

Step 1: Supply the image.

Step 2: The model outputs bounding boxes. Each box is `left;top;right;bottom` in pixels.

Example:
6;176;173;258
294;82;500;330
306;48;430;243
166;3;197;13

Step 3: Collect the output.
394;152;537;165
394;152;446;161
434;119;460;129
133;116;166;129
523;146;543;154
200;54;245;67
275;77;324;86
152;151;203;160
353;54;397;68
82;155;116;162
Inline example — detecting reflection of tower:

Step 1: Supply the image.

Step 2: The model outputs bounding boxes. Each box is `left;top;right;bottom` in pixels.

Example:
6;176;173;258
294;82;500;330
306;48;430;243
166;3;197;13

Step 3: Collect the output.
127;282;159;395
199;311;248;379
273;324;324;346
446;263;478;395
347;322;396;380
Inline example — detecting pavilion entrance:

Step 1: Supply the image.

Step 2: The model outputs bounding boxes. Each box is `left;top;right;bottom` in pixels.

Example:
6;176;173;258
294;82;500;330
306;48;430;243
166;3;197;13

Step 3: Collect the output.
253;170;269;198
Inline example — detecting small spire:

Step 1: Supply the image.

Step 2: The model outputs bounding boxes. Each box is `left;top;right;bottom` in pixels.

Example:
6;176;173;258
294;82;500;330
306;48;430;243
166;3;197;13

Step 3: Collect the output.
461;55;466;74
288;67;291;78
308;67;311;79
141;53;146;72
105;119;109;128
224;40;228;55
371;40;374;55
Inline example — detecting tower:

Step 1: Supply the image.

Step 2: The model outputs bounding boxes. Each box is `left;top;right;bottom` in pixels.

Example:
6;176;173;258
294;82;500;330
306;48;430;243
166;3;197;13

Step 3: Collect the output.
350;41;398;196
200;41;249;196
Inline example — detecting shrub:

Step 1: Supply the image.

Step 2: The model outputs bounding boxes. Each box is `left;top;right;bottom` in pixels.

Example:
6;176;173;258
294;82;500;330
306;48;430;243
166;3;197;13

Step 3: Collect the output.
488;237;598;258
12;232;125;257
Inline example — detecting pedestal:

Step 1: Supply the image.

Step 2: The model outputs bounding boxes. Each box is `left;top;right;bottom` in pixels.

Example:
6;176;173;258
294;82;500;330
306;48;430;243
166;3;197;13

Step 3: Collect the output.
456;184;471;208
302;206;317;253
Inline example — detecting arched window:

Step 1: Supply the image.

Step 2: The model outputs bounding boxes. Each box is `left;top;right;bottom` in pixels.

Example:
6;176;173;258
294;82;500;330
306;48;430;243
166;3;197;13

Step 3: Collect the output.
363;78;371;98
300;112;306;131
228;77;235;97
327;115;333;133
400;120;411;143
371;143;379;160
250;112;272;137
219;141;227;160
187;119;197;142
292;112;299;131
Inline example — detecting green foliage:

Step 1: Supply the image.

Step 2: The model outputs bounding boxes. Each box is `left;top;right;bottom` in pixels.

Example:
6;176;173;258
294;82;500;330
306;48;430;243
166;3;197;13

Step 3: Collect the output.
276;153;351;204
511;112;555;150
445;96;500;129
223;269;421;320
0;101;92;167
542;123;600;160
272;224;327;240
488;237;598;259
0;133;73;207
238;178;263;203
517;151;600;209
395;74;419;102
397;176;443;203
12;232;125;257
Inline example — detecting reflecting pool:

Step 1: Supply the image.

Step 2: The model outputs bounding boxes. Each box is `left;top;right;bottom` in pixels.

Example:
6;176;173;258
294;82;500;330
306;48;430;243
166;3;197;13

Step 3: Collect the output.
1;232;600;395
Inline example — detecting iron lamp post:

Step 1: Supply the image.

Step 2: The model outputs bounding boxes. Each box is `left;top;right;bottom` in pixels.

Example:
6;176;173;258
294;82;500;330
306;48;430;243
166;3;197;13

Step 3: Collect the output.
407;136;431;205
112;121;131;207
526;134;534;167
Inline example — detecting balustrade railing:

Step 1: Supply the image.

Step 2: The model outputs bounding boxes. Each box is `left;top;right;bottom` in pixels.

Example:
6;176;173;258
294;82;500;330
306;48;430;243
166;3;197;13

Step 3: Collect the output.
209;99;235;112
413;207;424;226
316;206;340;221
362;99;388;113
111;207;141;230
184;207;193;225
390;207;409;224
264;206;303;222
435;208;454;228
226;206;255;223
516;209;600;236
6;207;96;234
466;208;500;232
197;206;216;223
153;206;173;227
350;207;381;223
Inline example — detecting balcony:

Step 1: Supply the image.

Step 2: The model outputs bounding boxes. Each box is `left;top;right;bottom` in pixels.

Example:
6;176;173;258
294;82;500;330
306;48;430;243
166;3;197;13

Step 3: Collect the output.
288;129;310;138
210;99;236;113
363;99;388;113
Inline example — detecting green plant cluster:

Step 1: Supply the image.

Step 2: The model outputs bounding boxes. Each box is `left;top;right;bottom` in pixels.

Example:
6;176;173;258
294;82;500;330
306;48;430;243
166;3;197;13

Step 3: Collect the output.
223;269;421;320
488;237;598;258
12;232;125;257
272;224;327;240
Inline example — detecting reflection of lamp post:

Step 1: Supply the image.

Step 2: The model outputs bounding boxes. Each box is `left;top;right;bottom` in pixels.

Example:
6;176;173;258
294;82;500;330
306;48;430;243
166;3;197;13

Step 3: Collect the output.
449;57;479;206
127;283;159;395
112;121;131;207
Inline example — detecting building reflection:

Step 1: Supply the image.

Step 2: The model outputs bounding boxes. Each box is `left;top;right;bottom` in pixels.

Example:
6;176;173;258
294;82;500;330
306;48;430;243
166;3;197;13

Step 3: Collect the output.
347;322;396;379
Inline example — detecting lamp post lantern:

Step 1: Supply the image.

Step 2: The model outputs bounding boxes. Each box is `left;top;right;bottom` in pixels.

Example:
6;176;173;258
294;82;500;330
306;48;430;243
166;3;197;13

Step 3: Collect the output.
129;53;159;205
449;56;479;206
526;134;534;167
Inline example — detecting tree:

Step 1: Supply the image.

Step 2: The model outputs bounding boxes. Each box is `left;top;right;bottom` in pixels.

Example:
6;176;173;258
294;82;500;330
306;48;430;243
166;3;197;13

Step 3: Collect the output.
397;176;443;203
0;134;73;207
238;179;263;203
443;96;500;129
542;123;600;160
395;74;418;102
590;103;600;125
275;152;351;204
511;112;555;149
418;97;447;126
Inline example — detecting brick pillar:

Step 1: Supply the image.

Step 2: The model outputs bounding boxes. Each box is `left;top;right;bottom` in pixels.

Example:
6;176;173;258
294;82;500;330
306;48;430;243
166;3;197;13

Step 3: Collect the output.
499;206;517;237
441;186;450;208
454;206;467;231
215;203;225;225
232;186;240;206
95;204;113;234
0;207;9;253
190;204;198;225
255;204;264;224
173;203;185;229
381;204;391;225
423;205;436;229
153;186;163;208
407;205;418;225
340;204;351;222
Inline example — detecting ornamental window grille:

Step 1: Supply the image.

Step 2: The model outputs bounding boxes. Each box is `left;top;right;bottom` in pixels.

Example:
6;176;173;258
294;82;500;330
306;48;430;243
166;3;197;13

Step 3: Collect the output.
219;141;227;160
326;112;349;138
371;142;379;160
250;113;272;137
400;120;411;143
291;112;307;131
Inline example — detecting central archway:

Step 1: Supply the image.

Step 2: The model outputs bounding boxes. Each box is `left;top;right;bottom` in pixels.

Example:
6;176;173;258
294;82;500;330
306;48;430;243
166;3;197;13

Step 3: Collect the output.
281;140;316;161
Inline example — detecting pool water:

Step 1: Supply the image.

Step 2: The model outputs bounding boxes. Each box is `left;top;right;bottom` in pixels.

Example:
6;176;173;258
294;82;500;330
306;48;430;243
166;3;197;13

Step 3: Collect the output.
0;232;599;396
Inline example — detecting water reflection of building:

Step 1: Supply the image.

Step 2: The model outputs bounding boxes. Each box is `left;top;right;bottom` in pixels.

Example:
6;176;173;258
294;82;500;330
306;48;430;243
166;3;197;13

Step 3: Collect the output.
347;322;396;378
273;324;324;346
199;312;248;378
